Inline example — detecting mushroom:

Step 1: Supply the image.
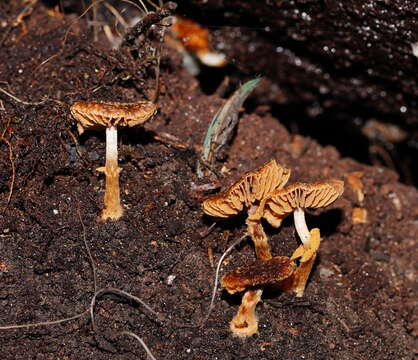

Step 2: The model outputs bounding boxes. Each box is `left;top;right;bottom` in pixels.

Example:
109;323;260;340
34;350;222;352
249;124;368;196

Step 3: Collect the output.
258;180;344;296
259;180;344;252
169;16;227;68
222;256;295;337
202;159;291;260
70;100;157;221
202;160;290;337
222;256;296;294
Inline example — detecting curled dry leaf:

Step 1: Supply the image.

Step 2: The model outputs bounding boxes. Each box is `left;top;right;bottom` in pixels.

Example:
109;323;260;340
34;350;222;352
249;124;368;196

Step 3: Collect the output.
222;256;296;294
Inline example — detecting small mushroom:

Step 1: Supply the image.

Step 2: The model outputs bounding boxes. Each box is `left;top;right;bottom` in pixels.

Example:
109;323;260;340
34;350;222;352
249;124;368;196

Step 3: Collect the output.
259;180;344;250
70;100;157;221
222;256;296;294
259;180;344;296
223;257;295;337
202;159;291;260
170;16;227;68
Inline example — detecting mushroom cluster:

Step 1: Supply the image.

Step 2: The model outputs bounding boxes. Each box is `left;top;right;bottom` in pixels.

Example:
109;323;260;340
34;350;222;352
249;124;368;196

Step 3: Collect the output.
71;100;157;221
202;160;344;337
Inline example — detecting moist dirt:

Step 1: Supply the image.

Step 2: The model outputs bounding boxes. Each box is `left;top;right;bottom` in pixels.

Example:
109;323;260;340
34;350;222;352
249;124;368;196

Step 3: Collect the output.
0;2;416;359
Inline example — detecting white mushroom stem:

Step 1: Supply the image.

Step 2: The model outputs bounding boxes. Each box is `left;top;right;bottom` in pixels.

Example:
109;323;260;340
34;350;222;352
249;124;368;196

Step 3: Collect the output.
106;126;118;167
293;208;310;247
100;126;123;221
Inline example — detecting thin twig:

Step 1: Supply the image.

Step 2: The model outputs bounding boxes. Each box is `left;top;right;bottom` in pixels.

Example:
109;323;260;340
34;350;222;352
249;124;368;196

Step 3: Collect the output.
78;211;97;294
1;118;15;204
35;0;105;72
2;137;15;204
0;310;89;330
103;2;129;28
199;222;216;239
90;287;160;333
0;86;46;106
152;133;187;149
119;331;157;360
200;234;248;327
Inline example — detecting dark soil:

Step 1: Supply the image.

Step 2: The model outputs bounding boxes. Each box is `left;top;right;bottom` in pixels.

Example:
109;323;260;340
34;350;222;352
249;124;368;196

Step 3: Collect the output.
0;1;417;359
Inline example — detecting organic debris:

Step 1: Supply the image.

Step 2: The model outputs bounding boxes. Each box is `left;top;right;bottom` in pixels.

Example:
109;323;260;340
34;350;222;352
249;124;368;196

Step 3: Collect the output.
197;78;262;178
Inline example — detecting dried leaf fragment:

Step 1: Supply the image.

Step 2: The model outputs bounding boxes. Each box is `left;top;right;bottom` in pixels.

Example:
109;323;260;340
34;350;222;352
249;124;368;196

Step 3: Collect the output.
197;78;262;177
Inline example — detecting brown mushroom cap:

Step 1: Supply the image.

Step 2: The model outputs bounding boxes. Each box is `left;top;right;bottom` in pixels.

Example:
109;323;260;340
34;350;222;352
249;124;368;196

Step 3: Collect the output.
202;160;291;218
221;256;296;294
262;180;344;227
71;101;157;134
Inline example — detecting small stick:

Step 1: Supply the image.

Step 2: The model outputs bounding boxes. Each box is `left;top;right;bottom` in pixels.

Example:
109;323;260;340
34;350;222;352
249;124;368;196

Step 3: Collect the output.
121;2;176;47
77;211;97;294
0;86;46;106
207;248;214;268
119;331;157;360
3;137;15;204
90;287;160;333
1;118;15;204
199;222;216;239
152;133;187;150
0;310;89;330
66;130;86;164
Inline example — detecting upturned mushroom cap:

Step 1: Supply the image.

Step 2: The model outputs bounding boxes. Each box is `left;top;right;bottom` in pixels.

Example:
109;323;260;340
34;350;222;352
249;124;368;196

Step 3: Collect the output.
71;101;157;134
222;256;296;294
202;160;291;218
261;180;344;227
